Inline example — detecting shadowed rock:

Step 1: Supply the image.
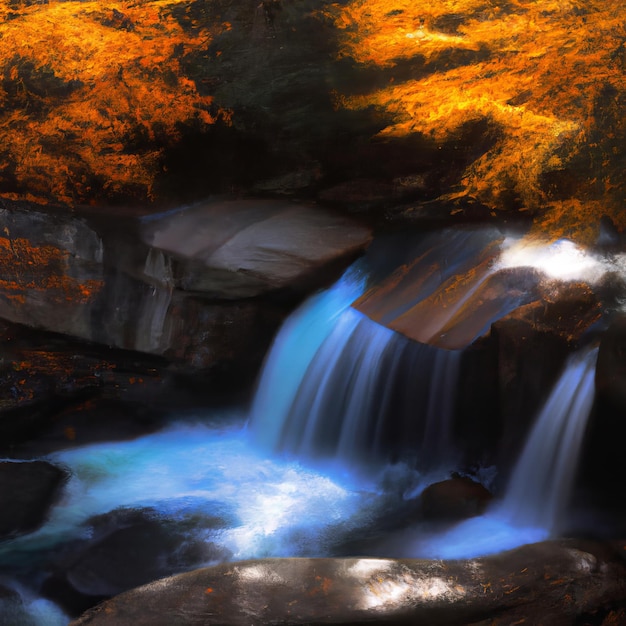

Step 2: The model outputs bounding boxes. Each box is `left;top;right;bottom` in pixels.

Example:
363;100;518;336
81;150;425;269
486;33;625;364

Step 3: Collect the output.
0;460;67;539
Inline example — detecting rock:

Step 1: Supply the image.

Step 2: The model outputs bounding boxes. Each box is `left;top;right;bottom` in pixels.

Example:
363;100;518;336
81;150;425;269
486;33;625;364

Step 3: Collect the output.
138;198;373;299
354;226;540;349
492;281;603;477
596;314;626;413
0;318;167;451
0;198;104;339
70;540;626;626
420;476;492;521
0;197;371;371
0;460;67;539
43;506;232;616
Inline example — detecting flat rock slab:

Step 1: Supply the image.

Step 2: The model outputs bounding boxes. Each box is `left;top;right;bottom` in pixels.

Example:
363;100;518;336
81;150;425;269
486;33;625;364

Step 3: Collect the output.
140;198;373;298
72;540;626;626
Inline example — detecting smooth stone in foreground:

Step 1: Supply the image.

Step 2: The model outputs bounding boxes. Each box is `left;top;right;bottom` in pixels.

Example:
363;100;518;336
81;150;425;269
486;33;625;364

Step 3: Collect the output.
72;540;626;625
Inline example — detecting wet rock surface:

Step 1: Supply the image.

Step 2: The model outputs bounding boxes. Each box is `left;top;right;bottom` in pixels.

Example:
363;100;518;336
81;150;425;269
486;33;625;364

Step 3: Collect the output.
420;476;492;521
71;540;626;626
0;460;67;539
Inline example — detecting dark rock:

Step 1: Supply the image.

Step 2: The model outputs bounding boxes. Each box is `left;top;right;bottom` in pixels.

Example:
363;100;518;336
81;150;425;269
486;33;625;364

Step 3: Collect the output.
0;460;67;539
70;540;626;626
597;215;622;250
44;506;232;615
421;476;492;521
0;318;167;452
596;314;626;413
491;281;602;479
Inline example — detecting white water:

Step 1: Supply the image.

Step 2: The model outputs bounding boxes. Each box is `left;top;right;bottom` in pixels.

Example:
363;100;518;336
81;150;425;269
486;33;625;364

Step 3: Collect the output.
0;419;378;566
404;345;598;559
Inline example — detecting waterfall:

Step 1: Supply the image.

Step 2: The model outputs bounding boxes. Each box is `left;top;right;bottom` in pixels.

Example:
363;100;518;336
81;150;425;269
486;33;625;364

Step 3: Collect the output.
499;345;598;530
405;344;599;560
249;266;462;469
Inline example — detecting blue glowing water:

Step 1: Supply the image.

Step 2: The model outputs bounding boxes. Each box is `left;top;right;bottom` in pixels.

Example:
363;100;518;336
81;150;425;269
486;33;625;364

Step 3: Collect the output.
249;266;462;468
400;345;599;560
1;418;379;565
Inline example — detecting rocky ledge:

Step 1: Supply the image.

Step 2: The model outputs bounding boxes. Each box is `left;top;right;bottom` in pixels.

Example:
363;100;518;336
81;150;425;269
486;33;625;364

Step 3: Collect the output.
0;196;371;371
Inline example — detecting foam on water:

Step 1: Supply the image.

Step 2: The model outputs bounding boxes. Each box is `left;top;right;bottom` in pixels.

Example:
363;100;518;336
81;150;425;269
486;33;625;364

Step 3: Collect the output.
0;418;379;565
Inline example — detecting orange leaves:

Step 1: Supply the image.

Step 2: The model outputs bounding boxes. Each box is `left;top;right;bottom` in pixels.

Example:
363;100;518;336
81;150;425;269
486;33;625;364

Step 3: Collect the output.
329;0;626;236
0;0;233;204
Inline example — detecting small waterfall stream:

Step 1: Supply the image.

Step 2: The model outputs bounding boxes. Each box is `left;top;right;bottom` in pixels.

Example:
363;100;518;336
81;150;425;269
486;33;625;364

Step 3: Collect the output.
248;266;462;469
499;345;598;530
407;344;599;559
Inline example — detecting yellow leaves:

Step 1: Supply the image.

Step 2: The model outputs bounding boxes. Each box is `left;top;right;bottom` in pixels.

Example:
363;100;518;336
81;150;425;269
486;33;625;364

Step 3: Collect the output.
330;0;626;226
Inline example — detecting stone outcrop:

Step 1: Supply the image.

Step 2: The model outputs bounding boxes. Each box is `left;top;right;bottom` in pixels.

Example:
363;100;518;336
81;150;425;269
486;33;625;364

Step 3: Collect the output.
43;506;232;615
353;227;543;350
71;541;626;626
0;197;371;371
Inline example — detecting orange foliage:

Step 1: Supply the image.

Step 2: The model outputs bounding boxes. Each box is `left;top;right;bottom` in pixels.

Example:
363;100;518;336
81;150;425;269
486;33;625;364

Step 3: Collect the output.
0;236;103;304
0;0;231;204
327;0;626;241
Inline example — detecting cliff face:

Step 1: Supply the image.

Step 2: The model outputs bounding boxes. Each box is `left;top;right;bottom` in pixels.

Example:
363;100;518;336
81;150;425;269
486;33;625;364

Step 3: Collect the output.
0;0;622;243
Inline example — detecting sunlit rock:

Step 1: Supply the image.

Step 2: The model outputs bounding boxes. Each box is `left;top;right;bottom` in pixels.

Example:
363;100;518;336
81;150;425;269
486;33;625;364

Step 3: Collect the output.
139;198;373;298
70;541;626;625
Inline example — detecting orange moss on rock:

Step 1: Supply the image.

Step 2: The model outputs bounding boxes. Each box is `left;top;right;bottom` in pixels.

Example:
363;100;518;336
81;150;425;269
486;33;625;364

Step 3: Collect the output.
0;236;103;304
0;0;231;204
328;0;626;242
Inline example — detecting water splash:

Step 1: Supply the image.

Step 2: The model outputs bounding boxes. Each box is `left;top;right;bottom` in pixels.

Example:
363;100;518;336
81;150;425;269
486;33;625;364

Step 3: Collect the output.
0;420;378;565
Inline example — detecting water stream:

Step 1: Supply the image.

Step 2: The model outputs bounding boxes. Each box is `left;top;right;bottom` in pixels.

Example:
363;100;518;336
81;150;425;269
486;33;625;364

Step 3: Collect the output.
249;264;462;469
0;233;608;623
403;344;599;559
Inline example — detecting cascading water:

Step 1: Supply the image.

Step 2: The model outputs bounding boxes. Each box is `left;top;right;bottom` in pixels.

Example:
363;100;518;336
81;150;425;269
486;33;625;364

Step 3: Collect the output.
405;344;599;560
499;345;598;530
248;265;462;469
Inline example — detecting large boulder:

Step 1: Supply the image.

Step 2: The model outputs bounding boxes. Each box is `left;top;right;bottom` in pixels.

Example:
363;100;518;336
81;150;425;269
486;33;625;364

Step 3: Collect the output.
71;541;626;625
43;506;232;616
0;197;371;370
491;280;603;478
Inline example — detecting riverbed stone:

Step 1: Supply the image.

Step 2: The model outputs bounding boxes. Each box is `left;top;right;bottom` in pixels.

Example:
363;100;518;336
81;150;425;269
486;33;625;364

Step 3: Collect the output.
70;540;626;626
43;506;233;616
0;460;68;539
420;476;492;521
